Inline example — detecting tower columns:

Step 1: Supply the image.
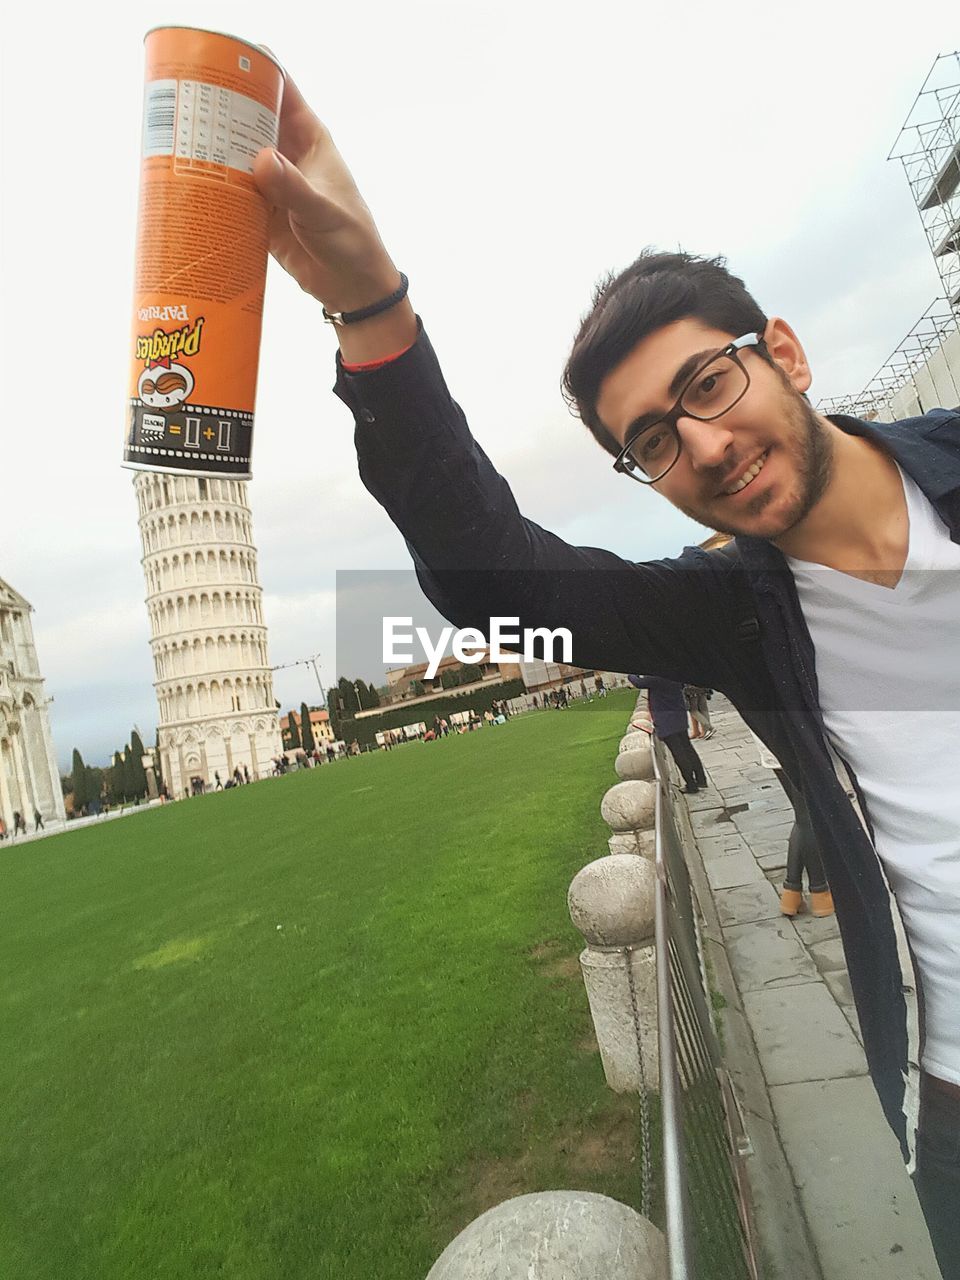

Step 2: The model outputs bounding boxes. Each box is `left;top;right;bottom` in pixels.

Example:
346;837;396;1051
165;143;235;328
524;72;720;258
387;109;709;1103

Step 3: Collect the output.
134;472;282;793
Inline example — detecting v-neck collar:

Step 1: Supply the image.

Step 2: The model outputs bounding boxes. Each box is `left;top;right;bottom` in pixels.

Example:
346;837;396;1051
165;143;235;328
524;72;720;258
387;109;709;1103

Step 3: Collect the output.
783;464;916;601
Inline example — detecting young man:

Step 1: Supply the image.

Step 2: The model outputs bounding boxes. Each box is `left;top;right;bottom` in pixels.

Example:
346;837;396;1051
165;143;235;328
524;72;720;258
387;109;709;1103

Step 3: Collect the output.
252;76;960;1270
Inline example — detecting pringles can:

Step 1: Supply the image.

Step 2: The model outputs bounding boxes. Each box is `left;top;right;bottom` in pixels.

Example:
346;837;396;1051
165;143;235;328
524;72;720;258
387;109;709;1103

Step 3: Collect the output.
123;28;284;479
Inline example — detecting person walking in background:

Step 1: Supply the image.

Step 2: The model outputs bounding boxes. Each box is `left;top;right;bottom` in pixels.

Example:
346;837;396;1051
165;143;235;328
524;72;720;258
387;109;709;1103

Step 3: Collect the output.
685;685;715;739
748;730;834;917
629;675;707;793
33;808;44;832
777;768;834;918
12;810;26;836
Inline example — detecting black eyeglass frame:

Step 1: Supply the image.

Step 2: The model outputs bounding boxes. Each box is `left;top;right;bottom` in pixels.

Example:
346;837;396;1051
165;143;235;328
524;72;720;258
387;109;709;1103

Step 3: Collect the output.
612;332;766;485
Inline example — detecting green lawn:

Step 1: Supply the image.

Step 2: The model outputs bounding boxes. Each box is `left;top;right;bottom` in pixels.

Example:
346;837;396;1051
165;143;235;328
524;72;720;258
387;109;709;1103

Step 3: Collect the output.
0;691;647;1280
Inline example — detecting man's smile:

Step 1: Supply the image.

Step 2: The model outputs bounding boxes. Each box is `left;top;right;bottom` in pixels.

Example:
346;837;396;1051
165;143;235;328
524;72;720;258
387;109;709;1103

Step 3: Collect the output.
717;448;770;498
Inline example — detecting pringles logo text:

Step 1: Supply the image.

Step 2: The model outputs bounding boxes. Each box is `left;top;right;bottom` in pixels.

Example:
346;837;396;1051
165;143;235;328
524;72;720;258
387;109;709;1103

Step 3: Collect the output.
136;317;205;365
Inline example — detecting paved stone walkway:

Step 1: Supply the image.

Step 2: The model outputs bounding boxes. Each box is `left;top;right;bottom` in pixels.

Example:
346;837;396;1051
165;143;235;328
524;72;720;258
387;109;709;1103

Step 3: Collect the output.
0;800;167;849
681;696;941;1280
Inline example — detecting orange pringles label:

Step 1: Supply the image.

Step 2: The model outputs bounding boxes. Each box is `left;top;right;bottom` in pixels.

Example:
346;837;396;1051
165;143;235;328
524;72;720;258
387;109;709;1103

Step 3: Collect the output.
123;28;284;479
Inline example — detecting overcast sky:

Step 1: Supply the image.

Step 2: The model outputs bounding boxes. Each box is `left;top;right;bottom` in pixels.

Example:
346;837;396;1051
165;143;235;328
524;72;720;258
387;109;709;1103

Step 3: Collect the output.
0;1;954;769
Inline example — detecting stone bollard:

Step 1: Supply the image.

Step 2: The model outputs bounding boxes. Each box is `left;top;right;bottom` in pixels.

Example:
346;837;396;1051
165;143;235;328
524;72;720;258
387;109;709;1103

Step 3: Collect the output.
600;779;657;832
619;729;653;754
615;748;655;783
425;1190;667;1279
568;854;658;1091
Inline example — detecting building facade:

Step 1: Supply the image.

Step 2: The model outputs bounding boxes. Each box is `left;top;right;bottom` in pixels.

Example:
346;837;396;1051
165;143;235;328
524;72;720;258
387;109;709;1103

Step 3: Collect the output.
135;472;282;793
0;577;66;829
280;707;334;748
384;652;522;700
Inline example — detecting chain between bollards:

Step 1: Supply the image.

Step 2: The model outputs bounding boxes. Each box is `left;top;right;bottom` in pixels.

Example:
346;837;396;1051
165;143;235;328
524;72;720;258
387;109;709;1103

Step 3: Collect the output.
626;943;654;1221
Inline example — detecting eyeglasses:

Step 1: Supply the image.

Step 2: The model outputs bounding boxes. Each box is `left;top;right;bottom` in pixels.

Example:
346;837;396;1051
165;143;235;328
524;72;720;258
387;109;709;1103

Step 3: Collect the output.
612;333;766;484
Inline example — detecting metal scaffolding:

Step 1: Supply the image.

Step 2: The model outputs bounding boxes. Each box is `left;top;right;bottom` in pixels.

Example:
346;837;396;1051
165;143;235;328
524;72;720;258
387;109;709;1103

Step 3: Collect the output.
818;53;960;420
889;50;960;308
818;298;959;419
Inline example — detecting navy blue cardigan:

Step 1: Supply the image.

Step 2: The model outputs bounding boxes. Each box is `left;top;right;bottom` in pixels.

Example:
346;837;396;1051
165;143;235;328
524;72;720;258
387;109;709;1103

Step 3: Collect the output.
627;674;690;738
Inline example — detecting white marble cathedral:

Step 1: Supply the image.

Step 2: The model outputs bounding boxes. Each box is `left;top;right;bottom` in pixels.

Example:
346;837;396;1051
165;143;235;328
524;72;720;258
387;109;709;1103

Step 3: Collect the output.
135;472;282;794
0;577;67;828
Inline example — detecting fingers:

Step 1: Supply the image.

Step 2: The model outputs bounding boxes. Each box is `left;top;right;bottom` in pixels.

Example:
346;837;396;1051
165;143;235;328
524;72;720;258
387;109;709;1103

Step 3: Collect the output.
253;145;284;199
272;68;329;164
253;148;331;227
256;46;315;160
250;57;390;302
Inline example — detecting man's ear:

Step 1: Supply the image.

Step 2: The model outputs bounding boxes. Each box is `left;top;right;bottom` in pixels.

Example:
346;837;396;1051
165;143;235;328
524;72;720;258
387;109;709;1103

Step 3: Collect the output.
762;316;812;395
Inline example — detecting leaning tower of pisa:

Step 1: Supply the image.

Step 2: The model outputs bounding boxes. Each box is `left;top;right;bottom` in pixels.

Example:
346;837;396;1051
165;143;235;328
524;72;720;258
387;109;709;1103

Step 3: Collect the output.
134;472;282;794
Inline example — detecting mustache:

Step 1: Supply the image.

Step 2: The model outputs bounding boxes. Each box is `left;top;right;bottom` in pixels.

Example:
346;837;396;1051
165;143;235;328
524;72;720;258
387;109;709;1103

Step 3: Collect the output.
700;452;762;492
141;371;188;396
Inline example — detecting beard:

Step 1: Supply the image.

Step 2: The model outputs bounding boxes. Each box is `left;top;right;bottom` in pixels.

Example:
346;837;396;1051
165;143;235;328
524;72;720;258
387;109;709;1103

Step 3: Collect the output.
674;387;834;539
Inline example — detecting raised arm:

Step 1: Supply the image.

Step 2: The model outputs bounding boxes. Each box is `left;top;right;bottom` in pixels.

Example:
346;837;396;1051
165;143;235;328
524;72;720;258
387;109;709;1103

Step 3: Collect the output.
254;73;739;689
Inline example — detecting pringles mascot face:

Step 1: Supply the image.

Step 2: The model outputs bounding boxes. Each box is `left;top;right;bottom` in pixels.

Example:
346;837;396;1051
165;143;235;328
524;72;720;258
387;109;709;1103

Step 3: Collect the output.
138;358;194;411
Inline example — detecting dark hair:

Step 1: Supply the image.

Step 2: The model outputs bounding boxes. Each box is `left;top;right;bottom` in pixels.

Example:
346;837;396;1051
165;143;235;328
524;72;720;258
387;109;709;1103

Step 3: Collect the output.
562;250;769;457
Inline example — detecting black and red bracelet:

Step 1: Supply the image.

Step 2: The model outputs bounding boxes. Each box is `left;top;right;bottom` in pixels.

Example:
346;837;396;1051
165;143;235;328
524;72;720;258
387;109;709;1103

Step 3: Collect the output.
322;273;409;326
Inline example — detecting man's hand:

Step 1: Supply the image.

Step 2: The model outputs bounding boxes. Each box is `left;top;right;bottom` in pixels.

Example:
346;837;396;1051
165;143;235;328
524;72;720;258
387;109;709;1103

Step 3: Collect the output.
253;71;416;358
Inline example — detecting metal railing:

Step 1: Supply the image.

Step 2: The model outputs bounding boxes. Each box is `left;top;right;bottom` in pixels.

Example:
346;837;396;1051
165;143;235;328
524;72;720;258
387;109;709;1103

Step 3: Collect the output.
651;734;760;1280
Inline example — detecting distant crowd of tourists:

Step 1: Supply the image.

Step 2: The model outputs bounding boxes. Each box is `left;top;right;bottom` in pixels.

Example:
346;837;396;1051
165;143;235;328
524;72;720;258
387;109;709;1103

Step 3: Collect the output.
0;808;44;838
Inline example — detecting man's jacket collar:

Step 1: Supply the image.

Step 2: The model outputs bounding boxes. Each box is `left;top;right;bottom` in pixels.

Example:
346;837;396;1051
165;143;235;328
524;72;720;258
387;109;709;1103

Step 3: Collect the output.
732;407;960;580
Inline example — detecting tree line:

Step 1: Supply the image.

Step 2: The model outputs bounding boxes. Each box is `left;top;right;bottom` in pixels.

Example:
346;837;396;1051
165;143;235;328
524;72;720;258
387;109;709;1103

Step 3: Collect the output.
65;730;158;813
316;670;485;742
283;678;383;751
65;665;492;793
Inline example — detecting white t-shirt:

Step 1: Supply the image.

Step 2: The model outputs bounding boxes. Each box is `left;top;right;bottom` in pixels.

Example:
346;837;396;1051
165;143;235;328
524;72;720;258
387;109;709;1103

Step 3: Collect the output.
787;467;960;1084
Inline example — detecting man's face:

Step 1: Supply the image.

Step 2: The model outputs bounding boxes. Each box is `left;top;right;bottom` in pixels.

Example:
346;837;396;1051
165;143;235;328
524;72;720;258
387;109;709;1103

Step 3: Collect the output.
596;317;834;540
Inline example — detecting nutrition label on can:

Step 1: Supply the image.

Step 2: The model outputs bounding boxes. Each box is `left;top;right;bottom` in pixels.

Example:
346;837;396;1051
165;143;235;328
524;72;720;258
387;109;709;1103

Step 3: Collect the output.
142;78;279;176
